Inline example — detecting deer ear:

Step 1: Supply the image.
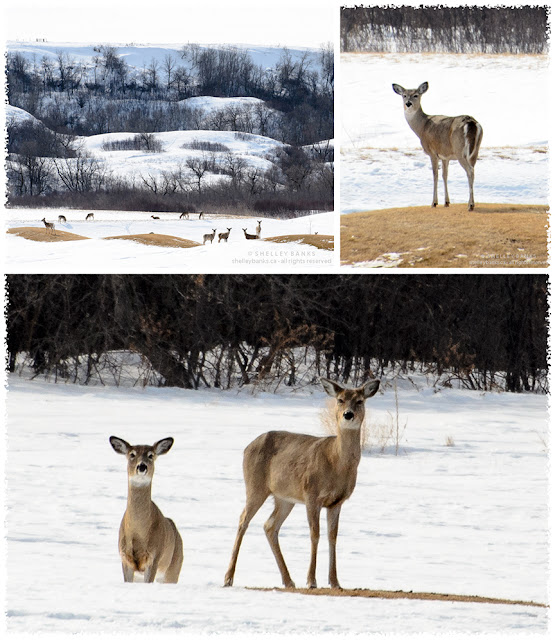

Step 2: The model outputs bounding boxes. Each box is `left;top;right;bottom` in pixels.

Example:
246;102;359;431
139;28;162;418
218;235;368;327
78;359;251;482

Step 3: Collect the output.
154;437;174;455
110;436;130;455
362;379;380;399
418;82;429;94
320;378;345;397
392;83;404;95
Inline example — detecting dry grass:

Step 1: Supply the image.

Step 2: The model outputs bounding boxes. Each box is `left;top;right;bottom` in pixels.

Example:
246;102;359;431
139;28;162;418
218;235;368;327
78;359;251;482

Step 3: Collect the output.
7;227;89;242
104;233;201;248
247;587;546;608
263;234;334;251
341;203;549;268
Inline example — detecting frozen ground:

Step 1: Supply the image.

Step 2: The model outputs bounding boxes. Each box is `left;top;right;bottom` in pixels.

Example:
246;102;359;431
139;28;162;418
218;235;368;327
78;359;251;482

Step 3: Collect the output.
4;209;334;273
5;373;549;635
340;53;549;212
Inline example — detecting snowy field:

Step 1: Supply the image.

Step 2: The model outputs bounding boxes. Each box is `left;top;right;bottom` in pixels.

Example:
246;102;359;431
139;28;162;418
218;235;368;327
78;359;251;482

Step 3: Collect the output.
340;53;549;213
5;373;549;635
4;209;334;273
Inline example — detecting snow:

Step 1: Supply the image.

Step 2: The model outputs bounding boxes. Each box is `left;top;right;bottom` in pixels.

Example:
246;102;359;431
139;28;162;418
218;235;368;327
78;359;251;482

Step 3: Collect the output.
4;209;334;273
340;53;549;212
5;373;548;634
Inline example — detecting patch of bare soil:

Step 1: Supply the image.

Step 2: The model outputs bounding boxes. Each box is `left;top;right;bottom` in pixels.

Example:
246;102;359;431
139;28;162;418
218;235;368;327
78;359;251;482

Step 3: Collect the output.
263;234;334;251
247;587;547;608
7;227;89;242
104;233;201;248
341;203;548;268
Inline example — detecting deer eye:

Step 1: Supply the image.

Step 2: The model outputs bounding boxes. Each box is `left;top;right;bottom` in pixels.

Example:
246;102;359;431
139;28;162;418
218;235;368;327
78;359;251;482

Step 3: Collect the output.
337;398;345;404
356;399;364;405
147;452;154;460
129;451;136;459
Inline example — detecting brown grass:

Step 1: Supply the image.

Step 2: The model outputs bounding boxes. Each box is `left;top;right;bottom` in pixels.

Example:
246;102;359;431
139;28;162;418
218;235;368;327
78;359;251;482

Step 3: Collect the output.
263;234;334;251
247;587;547;608
341;203;549;268
7;227;89;242
104;233;201;248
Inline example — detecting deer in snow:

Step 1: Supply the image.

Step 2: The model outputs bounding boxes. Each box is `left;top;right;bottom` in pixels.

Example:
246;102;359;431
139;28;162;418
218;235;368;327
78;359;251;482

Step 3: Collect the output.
41;218;56;235
392;81;483;211
58;215;67;223
86;212;94;221
256;220;262;237
242;228;259;240
180;212;189;220
151;215;160;220
199;211;205;220
218;228;232;243
203;229;217;244
224;377;380;590
109;436;183;583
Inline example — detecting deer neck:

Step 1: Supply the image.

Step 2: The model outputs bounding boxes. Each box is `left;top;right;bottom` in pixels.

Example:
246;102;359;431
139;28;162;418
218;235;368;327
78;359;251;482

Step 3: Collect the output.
405;106;429;139
334;425;362;470
125;480;154;533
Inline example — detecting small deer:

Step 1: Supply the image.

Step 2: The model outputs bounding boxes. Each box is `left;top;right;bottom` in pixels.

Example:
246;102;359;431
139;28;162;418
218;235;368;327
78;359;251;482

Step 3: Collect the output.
151;215;160;220
218;228;232;243
392;82;483;211
109;436;183;583
199;211;205;220
86;212;94;221
58;215;67;223
256;220;262;236
41;218;56;235
224;377;380;590
180;212;189;220
203;229;217;244
243;228;258;240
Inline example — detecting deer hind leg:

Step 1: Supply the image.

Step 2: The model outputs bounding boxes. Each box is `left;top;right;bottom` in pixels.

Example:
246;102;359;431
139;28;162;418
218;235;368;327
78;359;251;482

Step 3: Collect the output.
264;498;296;588
327;504;342;589
306;499;322;589
430;154;439;207
164;523;183;583
224;490;268;586
441;159;450;207
458;155;476;211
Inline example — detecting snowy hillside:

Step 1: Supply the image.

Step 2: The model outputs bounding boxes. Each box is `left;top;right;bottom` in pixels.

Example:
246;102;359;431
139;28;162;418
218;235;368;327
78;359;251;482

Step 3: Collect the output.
340;53;549;212
5;373;548;634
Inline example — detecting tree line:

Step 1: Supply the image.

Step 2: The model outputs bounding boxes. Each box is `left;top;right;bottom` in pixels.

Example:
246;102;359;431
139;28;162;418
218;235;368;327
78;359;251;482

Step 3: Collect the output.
341;5;549;54
6;274;548;394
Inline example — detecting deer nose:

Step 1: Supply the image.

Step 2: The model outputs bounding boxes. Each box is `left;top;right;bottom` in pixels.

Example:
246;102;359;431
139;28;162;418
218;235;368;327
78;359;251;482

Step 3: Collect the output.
137;462;148;474
343;410;355;421
405;101;412;107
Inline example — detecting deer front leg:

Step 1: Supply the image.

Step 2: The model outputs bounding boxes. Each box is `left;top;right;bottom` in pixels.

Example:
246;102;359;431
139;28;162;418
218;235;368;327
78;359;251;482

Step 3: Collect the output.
143;557;160;583
306;500;321;589
430;154;439;207
441;159;450;207
327;504;342;589
264;498;296;588
122;562;135;582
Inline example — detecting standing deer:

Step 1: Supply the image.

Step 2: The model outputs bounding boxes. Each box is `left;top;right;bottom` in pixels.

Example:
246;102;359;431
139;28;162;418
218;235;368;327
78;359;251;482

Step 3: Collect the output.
203;229;217;244
58;215;67;223
256;220;262;237
199;211;205;220
109;436;183;583
392;82;483;211
218;228;232;243
242;228;258;240
224;377;380;590
86;212;94;221
41;218;56;235
180;212;189;220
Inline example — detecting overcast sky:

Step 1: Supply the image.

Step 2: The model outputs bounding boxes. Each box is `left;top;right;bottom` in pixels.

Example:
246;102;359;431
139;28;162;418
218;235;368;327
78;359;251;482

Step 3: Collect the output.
4;0;335;48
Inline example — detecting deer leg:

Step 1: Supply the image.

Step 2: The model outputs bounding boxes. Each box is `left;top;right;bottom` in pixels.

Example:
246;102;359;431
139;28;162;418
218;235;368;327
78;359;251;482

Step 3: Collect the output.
462;159;476;211
164;528;183;584
143;557;160;583
306;500;322;589
264;498;296;588
441;159;450;207
224;492;268;587
430;154;439;207
327;504;342;589
122;562;135;582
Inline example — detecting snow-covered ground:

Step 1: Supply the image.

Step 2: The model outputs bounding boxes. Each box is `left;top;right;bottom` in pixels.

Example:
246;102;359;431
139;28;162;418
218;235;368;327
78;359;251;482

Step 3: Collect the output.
4;209;334;273
5;373;549;634
340;53;549;213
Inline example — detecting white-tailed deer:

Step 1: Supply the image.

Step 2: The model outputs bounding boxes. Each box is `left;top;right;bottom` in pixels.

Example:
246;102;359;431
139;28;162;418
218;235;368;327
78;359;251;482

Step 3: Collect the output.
203;229;217;244
242;228;258;240
58;215;67;223
224;377;380;590
218;227;232;243
86;212;94;221
151;215;160;220
199;211;205;220
256;220;262;236
41;218;56;234
109;436;183;583
392;82;483;211
180;212;189;219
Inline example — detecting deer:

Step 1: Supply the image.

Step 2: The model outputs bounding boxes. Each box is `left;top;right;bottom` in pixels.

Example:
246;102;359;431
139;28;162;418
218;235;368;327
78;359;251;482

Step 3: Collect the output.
199;211;205;220
224;377;380;590
392;82;483;211
218;228;232;243
58;215;67;223
151;215;160;220
203;229;217;244
242;228;259;240
86;212;94;221
109;436;183;583
180;212;189;220
256;220;262;237
41;218;56;235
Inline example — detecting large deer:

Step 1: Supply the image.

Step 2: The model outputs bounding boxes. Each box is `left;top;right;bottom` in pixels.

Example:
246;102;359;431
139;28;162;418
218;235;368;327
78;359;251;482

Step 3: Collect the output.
392;82;483;211
109;436;183;583
218;227;232;243
224;377;380;590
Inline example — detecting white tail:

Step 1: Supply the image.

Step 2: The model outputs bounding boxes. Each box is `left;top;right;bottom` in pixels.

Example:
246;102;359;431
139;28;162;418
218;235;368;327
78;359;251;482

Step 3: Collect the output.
218;227;232;243
109;436;183;583
392;81;483;211
41;218;56;235
58;215;66;223
224;377;380;589
242;228;259;240
256;220;262;236
203;229;217;244
86;212;94;221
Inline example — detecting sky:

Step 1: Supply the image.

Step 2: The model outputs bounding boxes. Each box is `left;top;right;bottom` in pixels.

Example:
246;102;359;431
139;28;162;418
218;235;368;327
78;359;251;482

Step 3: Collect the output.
3;0;336;48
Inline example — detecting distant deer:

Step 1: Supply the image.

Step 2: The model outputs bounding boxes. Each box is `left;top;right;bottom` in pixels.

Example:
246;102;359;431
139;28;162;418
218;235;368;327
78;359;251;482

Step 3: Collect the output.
199;211;205;220
151;215;160;220
109;436;183;583
256;220;262;236
203;229;217;244
224;377;380;590
58;215;67;223
392;82;483;211
86;212;94;221
242;228;258;240
180;212;189;220
218;228;232;243
41;218;56;235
